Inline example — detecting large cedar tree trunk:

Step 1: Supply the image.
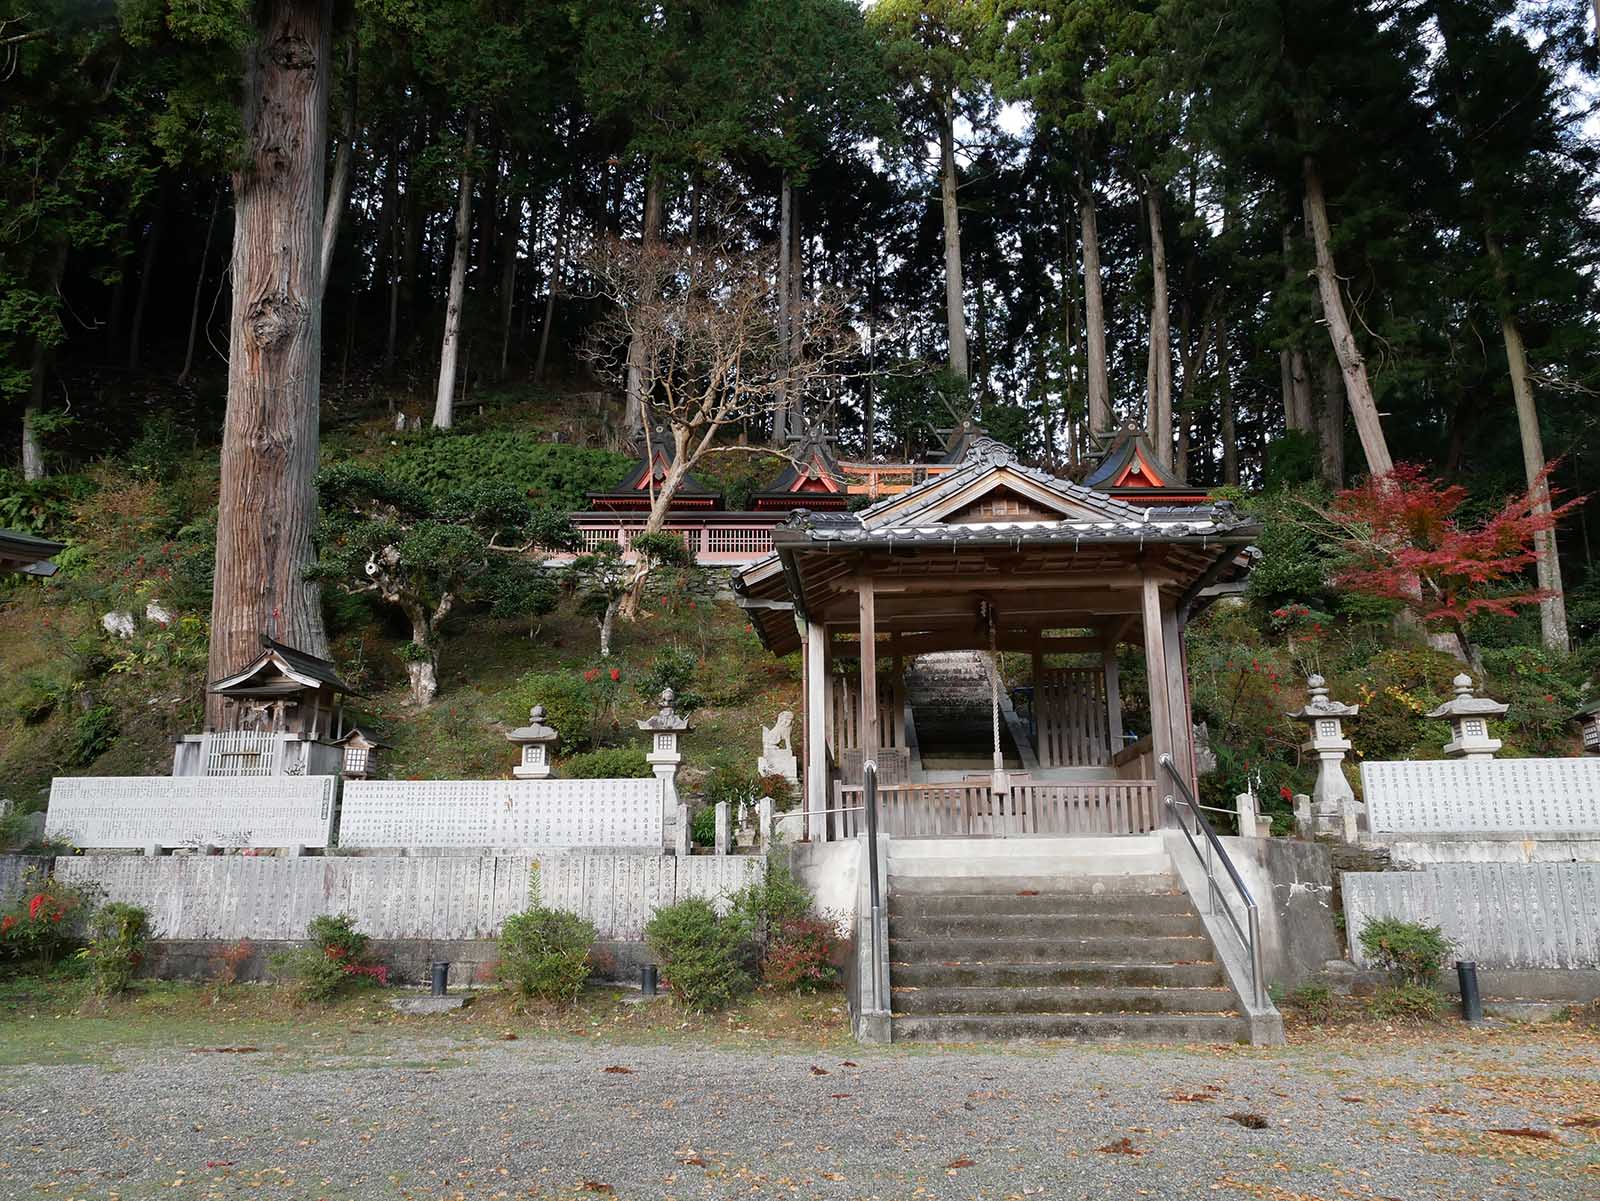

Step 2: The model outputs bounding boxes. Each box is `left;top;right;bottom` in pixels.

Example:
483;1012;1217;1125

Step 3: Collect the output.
1078;183;1110;437
937;98;968;380
208;0;334;726
1302;156;1394;478
1316;352;1345;487
1144;189;1173;468
432;112;477;430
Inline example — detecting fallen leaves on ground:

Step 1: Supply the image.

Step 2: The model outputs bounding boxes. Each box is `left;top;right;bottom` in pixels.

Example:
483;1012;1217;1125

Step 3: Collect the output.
810;1065;830;1076
1097;1138;1144;1156
191;1046;260;1054
602;1065;633;1074
1225;1112;1270;1130
579;1182;614;1194
945;1157;977;1170
1486;1128;1558;1142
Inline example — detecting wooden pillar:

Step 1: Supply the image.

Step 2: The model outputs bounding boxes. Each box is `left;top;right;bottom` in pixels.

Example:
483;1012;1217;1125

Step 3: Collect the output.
1101;631;1123;751
1140;575;1175;783
859;579;879;766
805;618;829;842
891;653;905;749
1162;598;1197;797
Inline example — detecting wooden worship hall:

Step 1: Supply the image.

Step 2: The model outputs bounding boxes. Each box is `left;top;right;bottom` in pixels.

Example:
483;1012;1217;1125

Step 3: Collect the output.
733;433;1260;840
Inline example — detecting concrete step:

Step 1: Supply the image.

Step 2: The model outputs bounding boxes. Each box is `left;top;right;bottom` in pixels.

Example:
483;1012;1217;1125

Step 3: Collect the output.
888;912;1205;940
889;873;1179;897
890;1012;1250;1044
888;854;1172;879
888;835;1164;860
890;984;1239;1016
891;960;1227;989
889;891;1193;918
890;934;1213;964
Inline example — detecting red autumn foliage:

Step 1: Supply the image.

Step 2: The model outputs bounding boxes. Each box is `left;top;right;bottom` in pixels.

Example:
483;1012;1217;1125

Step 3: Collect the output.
1323;462;1581;643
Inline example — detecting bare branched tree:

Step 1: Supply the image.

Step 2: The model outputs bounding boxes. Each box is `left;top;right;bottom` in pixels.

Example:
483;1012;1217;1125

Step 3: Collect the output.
578;221;859;618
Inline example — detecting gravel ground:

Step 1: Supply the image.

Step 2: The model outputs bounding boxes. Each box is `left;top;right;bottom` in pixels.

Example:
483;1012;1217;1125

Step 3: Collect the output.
1;1027;1596;1200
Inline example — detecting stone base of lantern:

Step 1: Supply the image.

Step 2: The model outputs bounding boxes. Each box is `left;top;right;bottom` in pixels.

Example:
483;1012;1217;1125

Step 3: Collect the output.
511;764;551;780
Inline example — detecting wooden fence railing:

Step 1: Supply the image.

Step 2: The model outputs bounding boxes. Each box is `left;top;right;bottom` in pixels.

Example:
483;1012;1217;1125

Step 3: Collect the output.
833;779;1160;838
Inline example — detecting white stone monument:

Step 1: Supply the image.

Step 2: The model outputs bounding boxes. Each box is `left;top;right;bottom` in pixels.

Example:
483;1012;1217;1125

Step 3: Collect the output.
1428;673;1506;761
1288;674;1360;837
505;705;558;779
757;709;798;787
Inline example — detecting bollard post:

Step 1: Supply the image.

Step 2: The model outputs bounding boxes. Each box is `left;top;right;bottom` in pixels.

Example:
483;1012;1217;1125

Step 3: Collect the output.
430;961;449;997
1456;961;1482;1023
640;964;658;997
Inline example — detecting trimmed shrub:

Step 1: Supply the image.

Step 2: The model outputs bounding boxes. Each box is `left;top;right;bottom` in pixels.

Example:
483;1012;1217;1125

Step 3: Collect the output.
380;433;630;510
644;898;752;1012
728;863;815;940
560;747;652;779
1358;917;1452;987
498;906;597;1004
84;903;150;997
1285;982;1335;1023
273;913;388;1003
1368;982;1445;1023
762;917;841;994
508;671;607;752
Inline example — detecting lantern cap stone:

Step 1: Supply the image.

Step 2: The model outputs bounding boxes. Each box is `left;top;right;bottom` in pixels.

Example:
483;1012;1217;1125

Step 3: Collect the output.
637;688;691;732
505;705;559;745
1288;673;1358;721
1425;673;1508;720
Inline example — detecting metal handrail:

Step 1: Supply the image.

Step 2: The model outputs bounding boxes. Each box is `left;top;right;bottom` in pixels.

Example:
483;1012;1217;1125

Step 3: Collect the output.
862;760;890;1015
1158;753;1266;1009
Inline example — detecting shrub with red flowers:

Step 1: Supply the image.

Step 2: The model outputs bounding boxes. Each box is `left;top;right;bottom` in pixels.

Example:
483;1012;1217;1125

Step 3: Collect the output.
761;917;842;994
0;871;94;966
270;913;389;1003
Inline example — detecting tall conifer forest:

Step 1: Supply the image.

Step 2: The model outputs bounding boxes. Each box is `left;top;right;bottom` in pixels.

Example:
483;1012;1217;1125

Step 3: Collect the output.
3;0;1600;804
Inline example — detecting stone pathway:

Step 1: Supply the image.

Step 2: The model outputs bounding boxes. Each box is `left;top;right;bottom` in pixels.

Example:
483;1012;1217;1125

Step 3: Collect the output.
1;1028;1595;1199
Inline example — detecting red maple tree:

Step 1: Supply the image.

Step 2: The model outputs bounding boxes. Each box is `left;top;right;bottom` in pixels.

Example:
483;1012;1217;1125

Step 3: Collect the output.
1321;462;1580;660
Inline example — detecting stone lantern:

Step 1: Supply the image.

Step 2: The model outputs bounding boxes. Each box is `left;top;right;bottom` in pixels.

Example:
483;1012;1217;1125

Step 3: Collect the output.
1288;674;1360;834
505;705;558;779
637;688;691;809
1575;699;1600;756
1428;674;1506;760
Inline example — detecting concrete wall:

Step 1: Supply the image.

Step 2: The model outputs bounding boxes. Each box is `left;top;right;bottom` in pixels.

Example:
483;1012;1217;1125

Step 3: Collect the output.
56;852;766;944
1216;837;1341;990
0;853;52;902
1344;863;1600;971
787;839;862;924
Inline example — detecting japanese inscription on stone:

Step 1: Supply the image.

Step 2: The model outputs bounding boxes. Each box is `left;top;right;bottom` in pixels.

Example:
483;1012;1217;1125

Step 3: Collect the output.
339;779;665;848
46;776;338;849
1362;758;1600;834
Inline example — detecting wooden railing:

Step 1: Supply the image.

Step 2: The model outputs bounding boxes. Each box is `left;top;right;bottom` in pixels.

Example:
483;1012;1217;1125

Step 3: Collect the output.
834;778;1159;838
543;517;778;566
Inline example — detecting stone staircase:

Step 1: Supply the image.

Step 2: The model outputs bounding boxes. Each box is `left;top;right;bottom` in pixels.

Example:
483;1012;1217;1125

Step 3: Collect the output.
886;836;1249;1042
903;651;1022;770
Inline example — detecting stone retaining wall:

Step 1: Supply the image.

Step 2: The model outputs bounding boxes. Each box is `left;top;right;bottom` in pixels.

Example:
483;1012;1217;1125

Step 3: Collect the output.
0;853;52;902
56;852;765;944
1344;863;1600;970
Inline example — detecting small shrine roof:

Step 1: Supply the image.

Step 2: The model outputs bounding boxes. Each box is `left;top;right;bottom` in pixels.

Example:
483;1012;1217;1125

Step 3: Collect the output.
210;635;354;697
0;527;66;577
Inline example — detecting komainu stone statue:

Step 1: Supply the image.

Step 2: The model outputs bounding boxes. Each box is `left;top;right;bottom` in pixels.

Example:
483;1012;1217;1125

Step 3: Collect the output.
758;710;798;784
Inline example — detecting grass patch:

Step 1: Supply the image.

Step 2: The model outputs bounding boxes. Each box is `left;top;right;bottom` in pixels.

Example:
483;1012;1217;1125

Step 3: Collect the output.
0;969;852;1069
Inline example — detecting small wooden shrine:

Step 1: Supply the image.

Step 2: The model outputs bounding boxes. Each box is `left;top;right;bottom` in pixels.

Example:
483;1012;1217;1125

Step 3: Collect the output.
207;635;355;740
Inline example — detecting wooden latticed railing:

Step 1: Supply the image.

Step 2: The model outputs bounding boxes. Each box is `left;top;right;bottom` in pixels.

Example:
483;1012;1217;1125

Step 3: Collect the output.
202;731;285;777
833;778;1159;838
1035;667;1112;768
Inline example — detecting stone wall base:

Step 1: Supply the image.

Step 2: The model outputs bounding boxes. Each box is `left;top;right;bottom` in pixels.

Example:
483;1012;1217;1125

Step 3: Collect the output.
140;938;653;991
